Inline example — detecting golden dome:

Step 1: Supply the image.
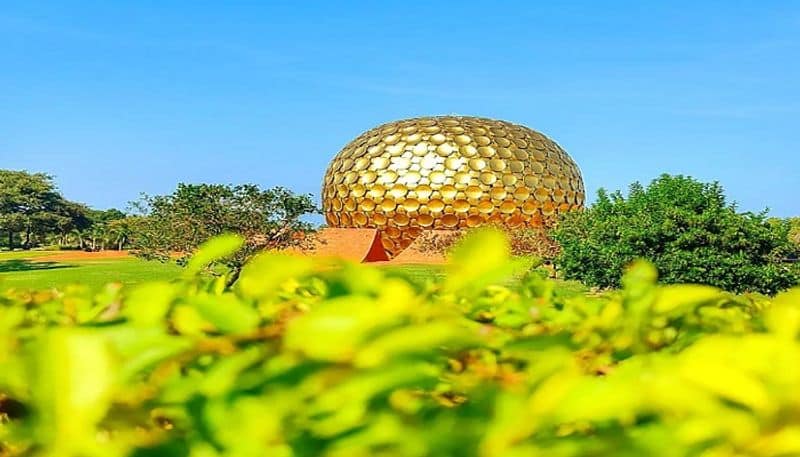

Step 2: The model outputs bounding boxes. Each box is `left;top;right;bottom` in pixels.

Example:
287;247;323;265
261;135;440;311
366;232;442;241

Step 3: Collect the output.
322;115;585;258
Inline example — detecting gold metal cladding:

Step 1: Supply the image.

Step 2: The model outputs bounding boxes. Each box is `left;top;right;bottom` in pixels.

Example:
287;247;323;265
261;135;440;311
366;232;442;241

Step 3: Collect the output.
322;115;585;258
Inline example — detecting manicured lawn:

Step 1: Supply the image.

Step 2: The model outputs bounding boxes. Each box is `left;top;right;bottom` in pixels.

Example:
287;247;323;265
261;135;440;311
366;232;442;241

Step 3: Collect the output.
386;264;447;283
386;261;589;295
0;251;589;296
0;251;182;292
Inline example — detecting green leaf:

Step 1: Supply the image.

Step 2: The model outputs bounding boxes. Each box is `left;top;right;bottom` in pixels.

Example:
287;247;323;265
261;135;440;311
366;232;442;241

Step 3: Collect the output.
652;284;723;314
188;293;260;334
354;320;477;368
445;228;520;294
236;252;313;299
124;281;178;326
29;329;115;455
184;234;244;276
765;288;800;339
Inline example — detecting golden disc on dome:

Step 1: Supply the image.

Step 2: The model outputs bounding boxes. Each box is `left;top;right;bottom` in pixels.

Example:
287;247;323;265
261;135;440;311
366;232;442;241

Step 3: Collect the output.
475;136;491;146
351;183;366;197
479;172;497;185
441;214;459;228
478;146;496;158
453;199;470;213
414;184;433;199
359;199;376;211
453;172;471;185
427;199;445;213
429;171;446;184
489;158;506;171
437;143;456;156
373;213;387;225
444;156;464;170
388;184;407;199
534;187;550;202
380;199;397;212
400;171;422;185
522;201;538;215
460;144;478;157
368;185;385;199
514;187;531;200
477;200;494;213
352;212;368;226
465;185;483;199
394;213;410;226
468;158;487;171
402;198;421;212
440;185;458;199
490;187;507;200
466;214;484;227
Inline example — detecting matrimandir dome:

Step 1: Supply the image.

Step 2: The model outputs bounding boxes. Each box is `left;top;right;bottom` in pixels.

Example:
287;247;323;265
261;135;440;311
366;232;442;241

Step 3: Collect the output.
321;116;585;258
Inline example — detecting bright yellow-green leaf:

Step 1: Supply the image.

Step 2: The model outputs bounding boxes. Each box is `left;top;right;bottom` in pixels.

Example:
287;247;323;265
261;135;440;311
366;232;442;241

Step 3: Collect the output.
652;284;723;314
184;233;244;276
124;281;177;326
236;252;314;299
445;228;519;294
30;329;115;456
188;293;260;334
765;288;800;340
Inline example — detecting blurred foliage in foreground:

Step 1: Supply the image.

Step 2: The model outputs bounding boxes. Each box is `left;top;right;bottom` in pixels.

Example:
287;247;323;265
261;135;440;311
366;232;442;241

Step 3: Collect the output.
2;230;800;457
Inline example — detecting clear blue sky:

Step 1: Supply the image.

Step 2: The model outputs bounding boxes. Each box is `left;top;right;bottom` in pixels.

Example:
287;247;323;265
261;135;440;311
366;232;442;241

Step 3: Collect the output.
2;1;798;217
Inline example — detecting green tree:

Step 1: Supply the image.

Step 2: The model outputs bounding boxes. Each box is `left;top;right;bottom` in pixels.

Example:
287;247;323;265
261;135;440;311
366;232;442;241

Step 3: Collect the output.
0;170;76;249
84;208;128;251
129;183;318;274
553;174;799;294
52;200;92;248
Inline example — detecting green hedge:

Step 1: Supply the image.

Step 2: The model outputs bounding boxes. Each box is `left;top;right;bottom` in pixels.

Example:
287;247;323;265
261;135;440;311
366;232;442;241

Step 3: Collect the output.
1;231;799;457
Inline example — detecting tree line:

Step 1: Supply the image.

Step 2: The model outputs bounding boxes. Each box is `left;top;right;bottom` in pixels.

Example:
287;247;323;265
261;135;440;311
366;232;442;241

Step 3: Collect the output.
0;170;130;251
0;170;317;258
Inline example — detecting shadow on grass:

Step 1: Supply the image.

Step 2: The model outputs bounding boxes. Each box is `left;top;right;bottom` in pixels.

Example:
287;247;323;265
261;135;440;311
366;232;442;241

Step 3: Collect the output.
0;259;74;273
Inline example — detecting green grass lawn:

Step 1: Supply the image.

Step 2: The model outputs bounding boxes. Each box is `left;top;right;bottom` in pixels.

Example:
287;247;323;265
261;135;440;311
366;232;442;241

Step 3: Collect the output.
0;252;182;292
0;250;587;295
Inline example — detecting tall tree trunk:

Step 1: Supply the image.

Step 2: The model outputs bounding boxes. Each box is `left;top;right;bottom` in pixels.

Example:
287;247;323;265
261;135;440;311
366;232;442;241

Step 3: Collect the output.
7;231;12;249
24;227;31;249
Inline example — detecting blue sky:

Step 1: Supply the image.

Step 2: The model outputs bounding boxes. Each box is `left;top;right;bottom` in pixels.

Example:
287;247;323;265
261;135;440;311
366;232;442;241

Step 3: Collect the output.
1;1;798;216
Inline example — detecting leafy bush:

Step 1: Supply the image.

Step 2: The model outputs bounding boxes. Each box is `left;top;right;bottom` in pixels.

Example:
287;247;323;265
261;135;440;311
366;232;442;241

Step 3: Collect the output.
553;174;799;294
2;230;800;456
416;226;560;260
790;217;800;247
129;183;318;276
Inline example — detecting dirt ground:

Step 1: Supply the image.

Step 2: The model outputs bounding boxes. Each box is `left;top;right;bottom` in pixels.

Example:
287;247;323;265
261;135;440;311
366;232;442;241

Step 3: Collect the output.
30;229;449;265
36;250;132;262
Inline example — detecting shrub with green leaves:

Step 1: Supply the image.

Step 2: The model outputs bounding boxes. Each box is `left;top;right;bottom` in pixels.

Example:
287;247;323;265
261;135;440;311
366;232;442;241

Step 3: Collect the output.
789;217;800;247
553;174;799;294
129;183;318;276
1;230;800;457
